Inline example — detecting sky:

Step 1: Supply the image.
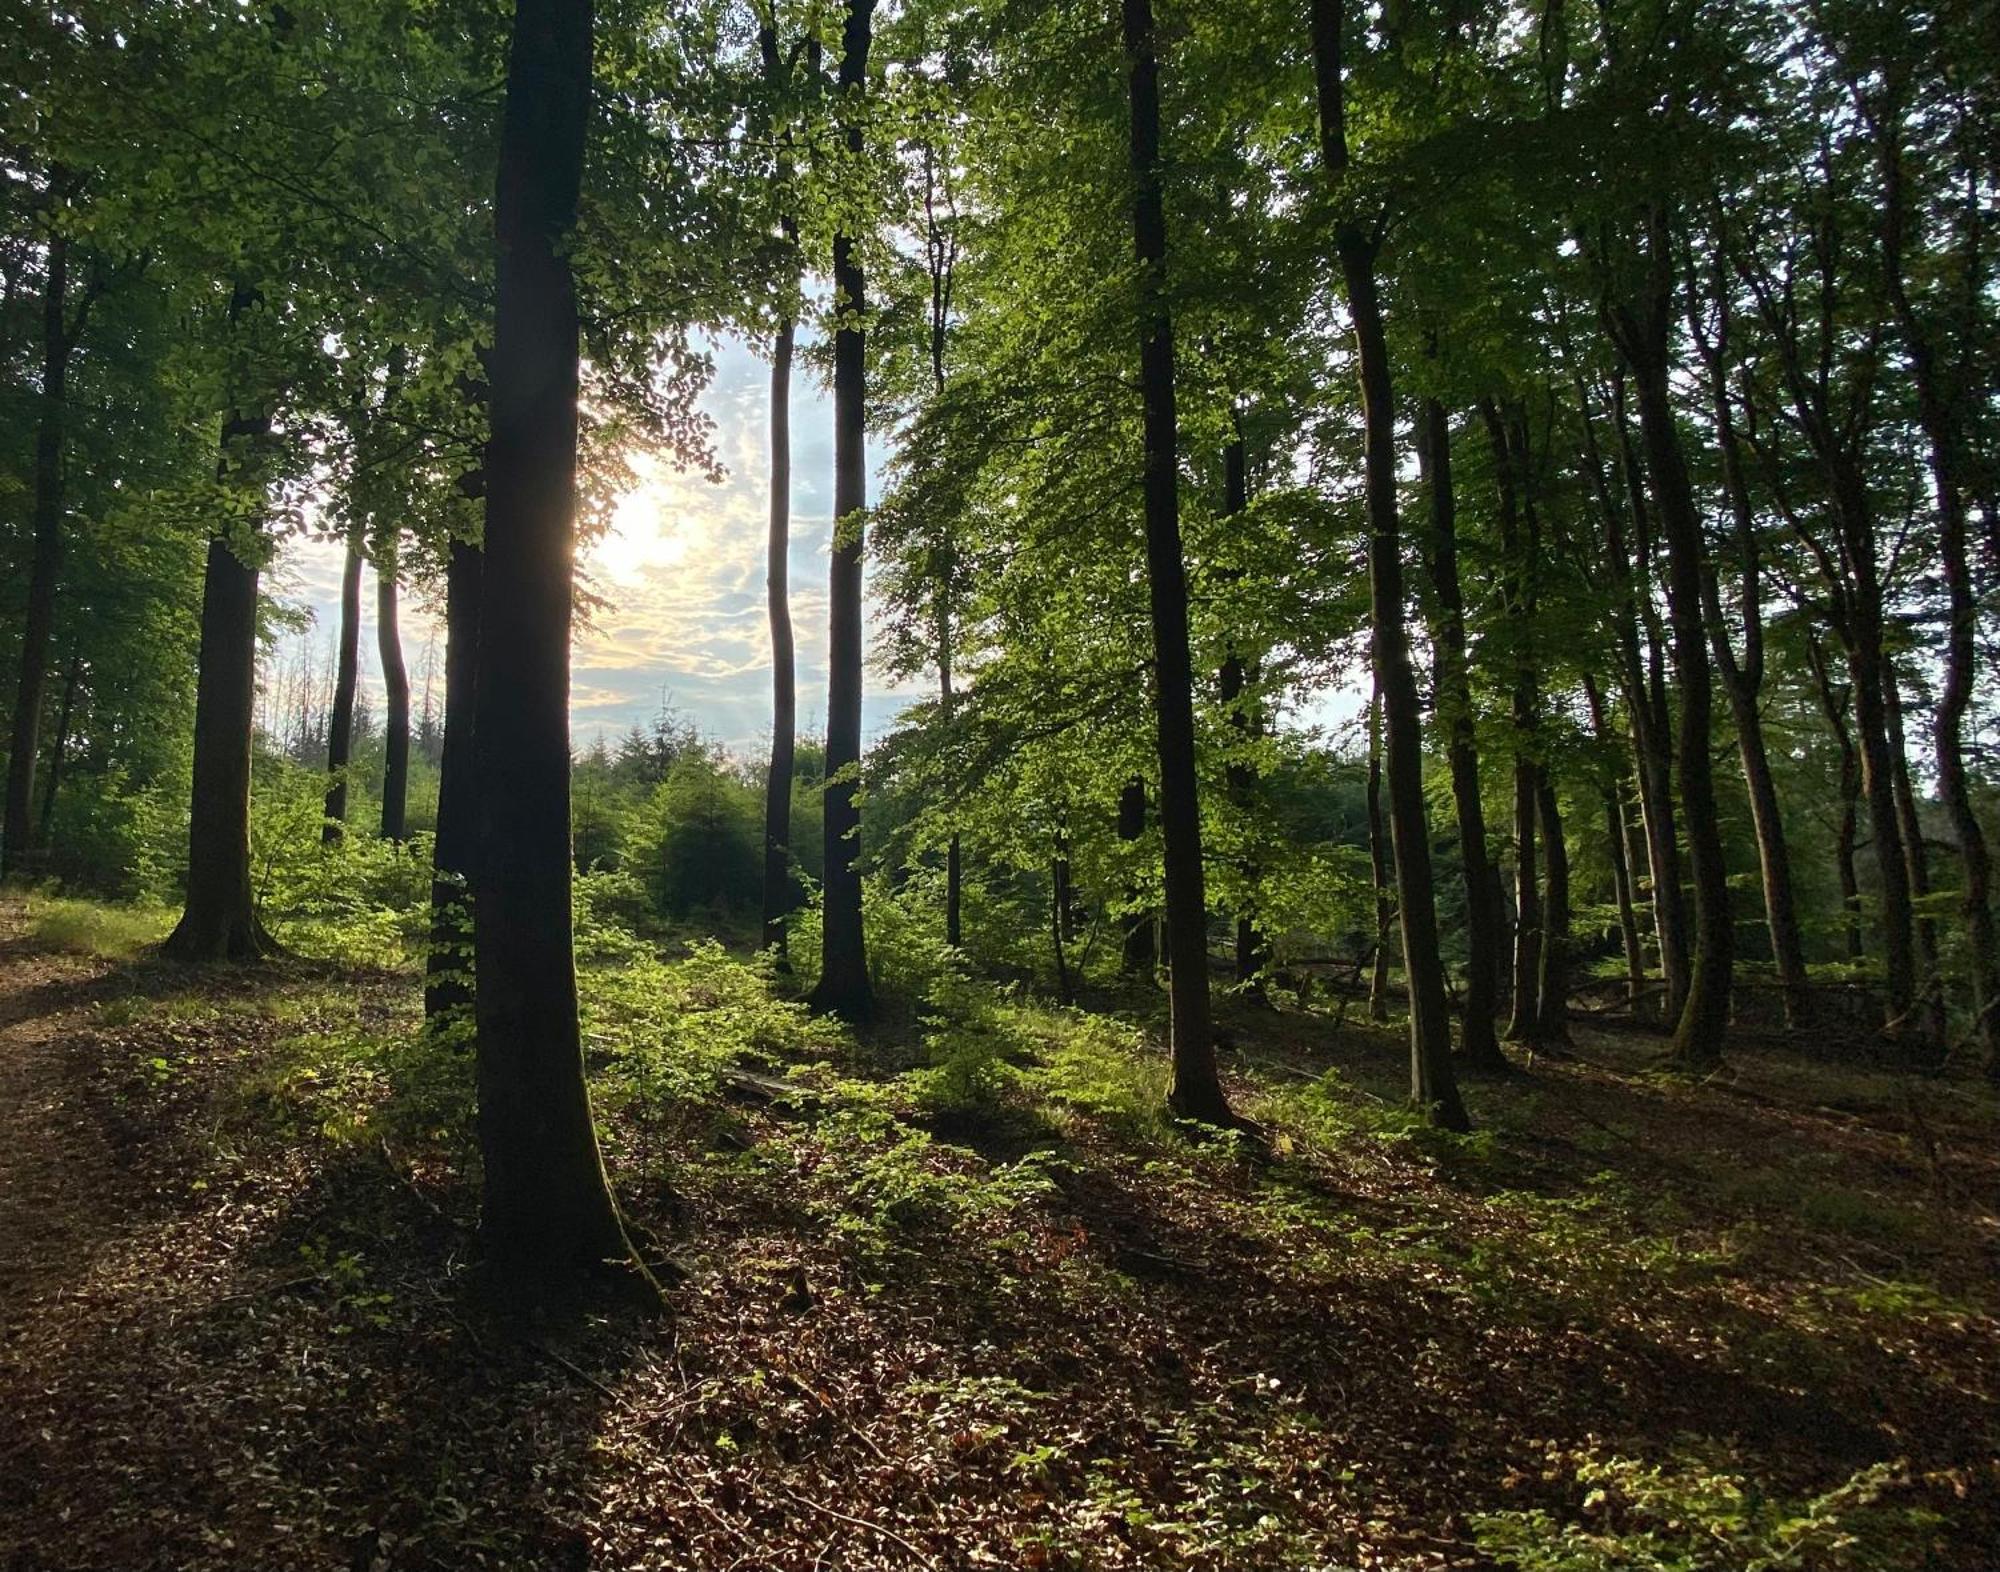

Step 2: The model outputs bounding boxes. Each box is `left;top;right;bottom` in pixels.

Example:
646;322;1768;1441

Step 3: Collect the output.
270;333;1371;762
271;334;926;759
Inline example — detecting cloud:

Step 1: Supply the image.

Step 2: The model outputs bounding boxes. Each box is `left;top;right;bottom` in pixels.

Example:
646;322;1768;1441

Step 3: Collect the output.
266;333;921;759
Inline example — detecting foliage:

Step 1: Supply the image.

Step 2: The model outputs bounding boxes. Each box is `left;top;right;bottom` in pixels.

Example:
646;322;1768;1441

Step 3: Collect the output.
1474;1450;1939;1572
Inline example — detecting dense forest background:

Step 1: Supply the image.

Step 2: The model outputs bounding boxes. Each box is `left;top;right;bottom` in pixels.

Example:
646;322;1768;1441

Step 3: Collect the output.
1;0;1997;1567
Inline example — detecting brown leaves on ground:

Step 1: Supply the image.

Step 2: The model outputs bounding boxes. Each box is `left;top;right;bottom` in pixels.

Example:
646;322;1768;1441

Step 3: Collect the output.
0;915;1995;1570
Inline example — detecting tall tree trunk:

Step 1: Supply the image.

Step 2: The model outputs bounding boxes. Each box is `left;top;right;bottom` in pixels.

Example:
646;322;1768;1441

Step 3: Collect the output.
1314;0;1467;1130
1846;623;1916;1023
1418;392;1506;1068
3;230;69;879
376;543;410;843
1688;285;1810;1024
1878;124;1999;1067
1482;401;1544;1046
1366;683;1393;1024
1606;209;1733;1067
1536;769;1572;1044
1883;662;1945;1044
1125;0;1230;1125
1804;632;1867;964
323;526;364;844
473;0;651;1302
163;400;275;962
1118;775;1156;975
426;534;481;1025
1219;436;1268;999
1050;853;1074;1005
807;0;878;1023
759;18;799;962
1583;676;1646;1011
762;315;798;957
37;646;79;843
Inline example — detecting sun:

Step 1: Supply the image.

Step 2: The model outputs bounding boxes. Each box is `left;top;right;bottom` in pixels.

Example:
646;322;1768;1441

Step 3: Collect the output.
585;453;695;585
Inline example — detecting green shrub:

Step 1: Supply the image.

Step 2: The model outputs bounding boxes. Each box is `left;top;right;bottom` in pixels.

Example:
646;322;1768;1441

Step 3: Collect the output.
1473;1450;1937;1572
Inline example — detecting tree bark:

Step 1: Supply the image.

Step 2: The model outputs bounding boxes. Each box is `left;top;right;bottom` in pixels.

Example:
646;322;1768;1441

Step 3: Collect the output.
323;526;364;844
376;542;410;843
1418;393;1506;1068
1125;0;1231;1125
1536;769;1572;1044
759;17;799;962
1606;208;1733;1068
37;647;79;844
426;534;481;1025
1366;683;1393;1024
1583;675;1646;1010
1118;775;1156;975
1686;270;1810;1024
1481;401;1548;1047
472;0;651;1302
3;229;69;879
761;315;798;957
1883;662;1945;1044
1218;437;1269;999
162;400;275;963
1804;632;1866;964
1877;117;1999;1067
807;0;878;1023
1314;0;1467;1130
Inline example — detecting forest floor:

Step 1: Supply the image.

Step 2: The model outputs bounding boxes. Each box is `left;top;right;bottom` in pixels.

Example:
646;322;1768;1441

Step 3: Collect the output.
0;897;1997;1571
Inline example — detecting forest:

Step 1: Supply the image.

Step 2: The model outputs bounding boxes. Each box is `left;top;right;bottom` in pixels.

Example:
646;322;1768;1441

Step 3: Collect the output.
1;0;1997;1566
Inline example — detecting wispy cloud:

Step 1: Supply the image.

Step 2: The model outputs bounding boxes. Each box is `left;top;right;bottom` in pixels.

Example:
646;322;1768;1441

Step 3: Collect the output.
269;334;921;758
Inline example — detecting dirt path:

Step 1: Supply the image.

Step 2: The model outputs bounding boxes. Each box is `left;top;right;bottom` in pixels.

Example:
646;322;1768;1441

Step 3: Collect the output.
0;926;127;1329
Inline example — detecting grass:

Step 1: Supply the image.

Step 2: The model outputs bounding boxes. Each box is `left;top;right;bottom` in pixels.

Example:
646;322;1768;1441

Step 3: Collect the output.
25;894;174;957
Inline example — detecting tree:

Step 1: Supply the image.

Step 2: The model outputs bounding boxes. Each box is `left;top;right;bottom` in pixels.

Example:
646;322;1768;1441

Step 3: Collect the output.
1312;0;1468;1130
808;0;879;1023
376;539;410;843
471;0;652;1301
322;523;364;843
162;285;278;963
1418;391;1507;1069
757;7;802;960
1124;0;1232;1127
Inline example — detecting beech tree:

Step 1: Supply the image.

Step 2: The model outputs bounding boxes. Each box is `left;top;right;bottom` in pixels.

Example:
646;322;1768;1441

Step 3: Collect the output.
470;0;652;1298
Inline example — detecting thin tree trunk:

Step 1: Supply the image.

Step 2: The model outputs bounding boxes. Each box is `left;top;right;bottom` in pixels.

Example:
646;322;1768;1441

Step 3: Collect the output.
1118;775;1155;975
1050;854;1074;1005
376;543;410;843
3;230;69;879
1219;436;1268;999
762;315;798;957
323;526;364;844
1687;275;1810;1024
37;646;79;843
759;17;799;963
472;0;651;1303
1883;662;1945;1044
1536;769;1572;1044
1314;0;1467;1130
1125;0;1230;1125
1607;210;1733;1067
1366;683;1393;1024
1583;675;1646;1010
1482;401;1543;1046
1419;391;1506;1068
807;0;878;1023
1613;379;1692;1019
1878;123;1999;1067
426;534;481;1025
1805;631;1866;965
